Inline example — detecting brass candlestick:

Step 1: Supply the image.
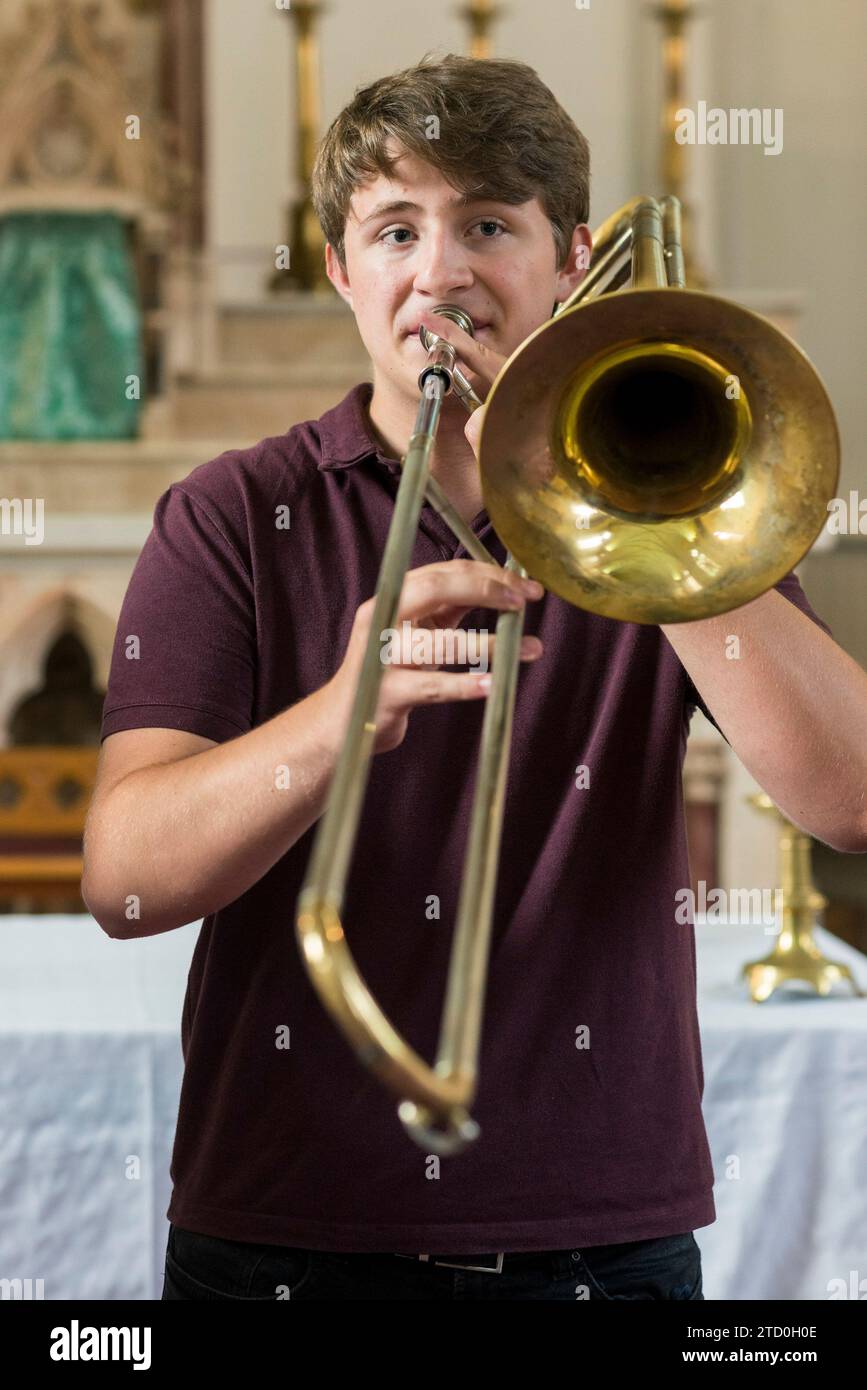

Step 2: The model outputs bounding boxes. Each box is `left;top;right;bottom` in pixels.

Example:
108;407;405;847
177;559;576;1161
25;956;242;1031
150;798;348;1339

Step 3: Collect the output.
741;793;862;1002
650;0;708;286
271;0;330;293
457;0;506;60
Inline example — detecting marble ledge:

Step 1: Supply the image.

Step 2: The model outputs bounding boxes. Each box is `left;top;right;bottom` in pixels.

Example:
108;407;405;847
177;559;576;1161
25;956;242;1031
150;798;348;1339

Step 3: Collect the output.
0;514;155;555
0;439;253;467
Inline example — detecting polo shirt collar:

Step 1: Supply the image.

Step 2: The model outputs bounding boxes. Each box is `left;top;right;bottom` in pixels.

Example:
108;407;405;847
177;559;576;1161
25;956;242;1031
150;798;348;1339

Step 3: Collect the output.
318;382;402;474
316;380;498;557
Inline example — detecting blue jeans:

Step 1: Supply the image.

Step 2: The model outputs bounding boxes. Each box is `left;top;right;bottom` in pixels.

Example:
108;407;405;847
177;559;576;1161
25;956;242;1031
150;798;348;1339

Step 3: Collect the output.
161;1224;704;1301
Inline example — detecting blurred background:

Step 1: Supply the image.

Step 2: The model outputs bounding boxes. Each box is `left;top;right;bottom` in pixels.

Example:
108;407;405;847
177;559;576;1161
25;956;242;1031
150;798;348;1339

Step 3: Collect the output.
0;0;864;1300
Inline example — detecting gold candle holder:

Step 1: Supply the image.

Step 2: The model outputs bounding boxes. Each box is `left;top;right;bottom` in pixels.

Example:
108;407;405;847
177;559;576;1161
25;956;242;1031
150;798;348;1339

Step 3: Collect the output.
741;792;862;1002
650;0;708;286
457;0;506;61
271;0;330;293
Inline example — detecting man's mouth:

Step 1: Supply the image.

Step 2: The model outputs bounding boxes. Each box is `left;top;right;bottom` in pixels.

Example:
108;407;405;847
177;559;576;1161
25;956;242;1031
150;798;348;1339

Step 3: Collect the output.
403;319;492;338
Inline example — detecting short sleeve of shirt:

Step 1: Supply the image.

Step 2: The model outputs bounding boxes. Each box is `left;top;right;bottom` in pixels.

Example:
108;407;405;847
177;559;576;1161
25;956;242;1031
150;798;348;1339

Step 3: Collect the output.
685;568;834;739
100;483;256;745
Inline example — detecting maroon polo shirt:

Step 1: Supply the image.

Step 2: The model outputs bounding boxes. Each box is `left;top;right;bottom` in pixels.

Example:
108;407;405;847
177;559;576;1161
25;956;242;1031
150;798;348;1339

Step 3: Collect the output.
100;381;833;1253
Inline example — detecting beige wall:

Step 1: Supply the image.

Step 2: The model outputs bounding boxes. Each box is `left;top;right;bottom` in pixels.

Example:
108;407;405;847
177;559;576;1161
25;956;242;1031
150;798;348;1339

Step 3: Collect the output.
703;0;867;493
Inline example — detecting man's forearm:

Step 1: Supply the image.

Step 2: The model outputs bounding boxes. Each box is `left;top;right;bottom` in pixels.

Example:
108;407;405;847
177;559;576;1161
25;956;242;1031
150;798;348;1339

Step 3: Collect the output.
85;683;344;937
661;588;867;853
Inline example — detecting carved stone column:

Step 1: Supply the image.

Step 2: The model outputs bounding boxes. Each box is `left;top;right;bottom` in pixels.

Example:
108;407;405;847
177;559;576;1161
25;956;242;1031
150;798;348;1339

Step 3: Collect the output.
157;0;206;250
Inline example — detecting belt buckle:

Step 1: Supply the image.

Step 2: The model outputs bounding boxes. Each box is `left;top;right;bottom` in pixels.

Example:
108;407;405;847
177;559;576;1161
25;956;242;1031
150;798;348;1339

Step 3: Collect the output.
429;1252;505;1274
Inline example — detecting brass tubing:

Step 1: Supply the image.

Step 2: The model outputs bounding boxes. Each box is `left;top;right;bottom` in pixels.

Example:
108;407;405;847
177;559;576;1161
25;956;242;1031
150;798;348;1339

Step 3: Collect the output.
661;195;686;288
423;473;497;564
399;555;526;1152
299;381;444;909
297;306;527;1154
296;375;478;1126
558;225;632;314
631;198;668;289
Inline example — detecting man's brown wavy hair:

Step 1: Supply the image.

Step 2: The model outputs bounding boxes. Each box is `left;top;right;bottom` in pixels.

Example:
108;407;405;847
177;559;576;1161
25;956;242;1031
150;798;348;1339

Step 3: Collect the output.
311;52;591;272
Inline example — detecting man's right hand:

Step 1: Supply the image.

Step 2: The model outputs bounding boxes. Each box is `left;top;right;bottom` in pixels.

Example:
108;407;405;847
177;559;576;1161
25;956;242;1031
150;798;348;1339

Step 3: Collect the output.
327;559;545;754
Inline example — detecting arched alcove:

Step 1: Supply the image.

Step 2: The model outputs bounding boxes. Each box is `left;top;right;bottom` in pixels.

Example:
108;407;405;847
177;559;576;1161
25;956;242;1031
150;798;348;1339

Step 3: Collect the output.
0;589;115;747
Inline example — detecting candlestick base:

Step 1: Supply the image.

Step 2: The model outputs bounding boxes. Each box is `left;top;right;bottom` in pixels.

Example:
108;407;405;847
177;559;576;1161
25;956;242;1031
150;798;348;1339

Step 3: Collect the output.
741;792;863;1001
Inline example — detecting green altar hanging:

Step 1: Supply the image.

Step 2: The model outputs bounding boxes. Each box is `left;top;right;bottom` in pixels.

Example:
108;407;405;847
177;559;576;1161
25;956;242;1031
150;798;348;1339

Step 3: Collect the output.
0;211;143;440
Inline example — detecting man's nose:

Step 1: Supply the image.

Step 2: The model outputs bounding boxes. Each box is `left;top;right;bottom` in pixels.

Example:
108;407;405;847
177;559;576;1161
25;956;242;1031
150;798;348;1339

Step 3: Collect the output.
412;229;473;296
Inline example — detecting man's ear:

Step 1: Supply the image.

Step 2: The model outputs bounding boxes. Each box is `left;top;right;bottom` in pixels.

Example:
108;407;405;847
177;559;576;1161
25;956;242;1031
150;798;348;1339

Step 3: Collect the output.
325;242;353;309
554;223;593;307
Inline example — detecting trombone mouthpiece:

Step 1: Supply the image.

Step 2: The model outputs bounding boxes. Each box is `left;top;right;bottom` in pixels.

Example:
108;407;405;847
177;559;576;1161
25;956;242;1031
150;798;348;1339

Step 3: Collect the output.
417;304;477;399
418;303;476;351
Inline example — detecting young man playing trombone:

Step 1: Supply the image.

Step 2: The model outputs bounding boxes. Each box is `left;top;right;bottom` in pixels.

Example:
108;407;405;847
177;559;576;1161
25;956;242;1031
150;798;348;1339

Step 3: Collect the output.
84;54;867;1302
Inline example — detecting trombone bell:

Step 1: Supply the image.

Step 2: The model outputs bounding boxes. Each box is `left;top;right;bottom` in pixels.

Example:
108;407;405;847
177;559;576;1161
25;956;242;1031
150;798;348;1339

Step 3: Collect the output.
478;286;840;625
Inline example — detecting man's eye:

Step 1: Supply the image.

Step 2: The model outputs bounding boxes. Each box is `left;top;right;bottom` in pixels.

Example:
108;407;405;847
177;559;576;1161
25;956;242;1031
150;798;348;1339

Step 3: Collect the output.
473;220;506;238
379;227;414;245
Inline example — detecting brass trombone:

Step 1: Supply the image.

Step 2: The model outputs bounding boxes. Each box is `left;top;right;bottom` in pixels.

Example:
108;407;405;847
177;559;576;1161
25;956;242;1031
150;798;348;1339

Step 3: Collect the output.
296;195;839;1155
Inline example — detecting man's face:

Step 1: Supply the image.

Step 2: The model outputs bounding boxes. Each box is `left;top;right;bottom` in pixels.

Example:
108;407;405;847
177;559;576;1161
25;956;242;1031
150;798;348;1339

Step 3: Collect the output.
326;143;589;405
